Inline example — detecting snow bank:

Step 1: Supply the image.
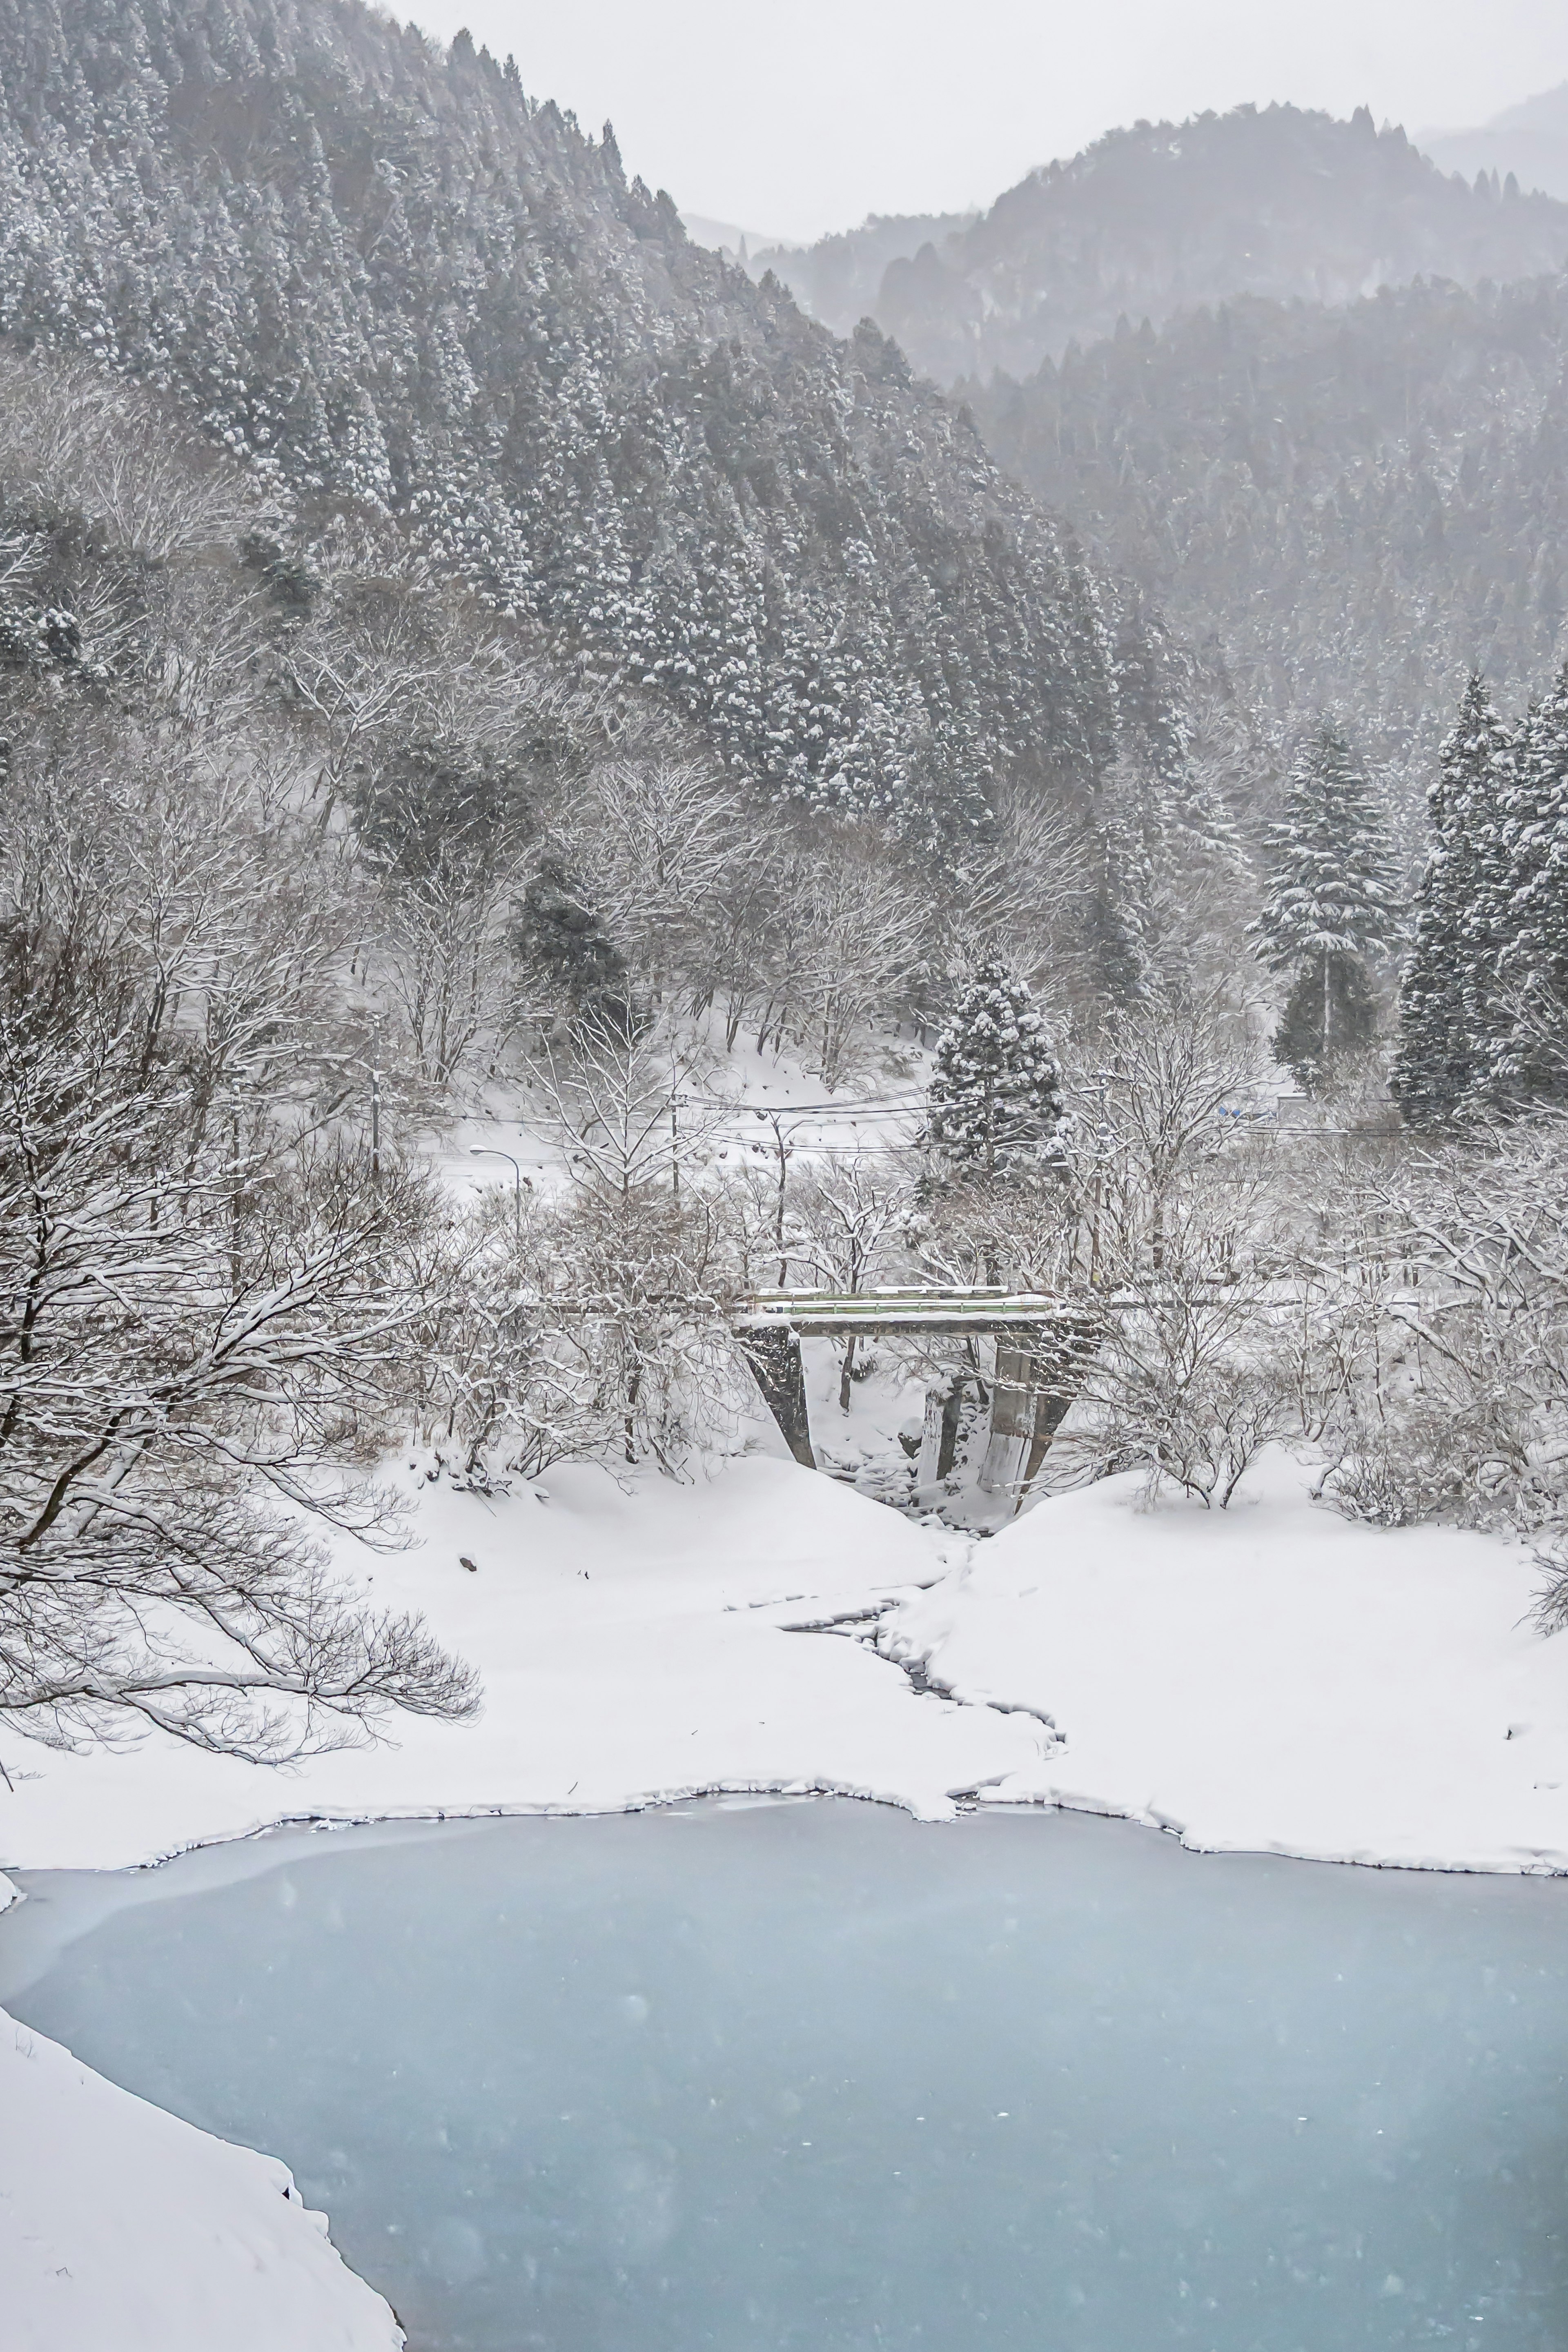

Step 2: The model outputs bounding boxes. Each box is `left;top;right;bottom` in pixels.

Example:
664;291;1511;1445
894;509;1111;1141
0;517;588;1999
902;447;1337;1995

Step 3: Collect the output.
0;2004;401;2352
6;1446;1568;1887
7;1443;1568;2352
885;1448;1568;1872
0;1455;1046;1874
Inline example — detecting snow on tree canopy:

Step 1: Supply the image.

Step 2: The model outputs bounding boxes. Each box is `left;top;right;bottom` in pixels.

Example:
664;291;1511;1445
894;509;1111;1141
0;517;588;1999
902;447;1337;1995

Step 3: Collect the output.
1493;662;1568;1107
0;0;1183;853
1250;723;1399;975
1248;721;1400;1087
1394;674;1517;1127
927;959;1066;1175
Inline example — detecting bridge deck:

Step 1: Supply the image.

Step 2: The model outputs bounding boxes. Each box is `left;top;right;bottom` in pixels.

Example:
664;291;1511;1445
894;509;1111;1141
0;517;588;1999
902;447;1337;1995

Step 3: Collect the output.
735;1287;1088;1339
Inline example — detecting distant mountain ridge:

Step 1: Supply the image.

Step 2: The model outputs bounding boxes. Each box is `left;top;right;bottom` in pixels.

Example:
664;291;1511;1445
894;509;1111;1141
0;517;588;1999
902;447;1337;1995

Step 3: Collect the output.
0;0;1176;845
755;103;1568;387
968;271;1568;791
1421;85;1568;204
749;211;978;339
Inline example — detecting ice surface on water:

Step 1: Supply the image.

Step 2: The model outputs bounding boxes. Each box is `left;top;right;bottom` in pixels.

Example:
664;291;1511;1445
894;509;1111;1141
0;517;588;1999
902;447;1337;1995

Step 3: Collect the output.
2;1800;1568;2351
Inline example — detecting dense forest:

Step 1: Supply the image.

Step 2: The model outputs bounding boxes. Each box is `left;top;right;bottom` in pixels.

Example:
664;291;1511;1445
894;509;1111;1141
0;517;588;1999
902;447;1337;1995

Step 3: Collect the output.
0;0;1192;851
755;104;1568;387
969;271;1568;793
7;1;1568;1765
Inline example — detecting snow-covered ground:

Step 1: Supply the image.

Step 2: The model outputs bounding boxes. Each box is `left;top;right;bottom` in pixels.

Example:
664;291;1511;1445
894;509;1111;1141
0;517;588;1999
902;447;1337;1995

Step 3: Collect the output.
885;1449;1568;1873
9;1437;1568;2345
0;1448;1045;1873
5;1441;1568;1878
0;1891;402;2352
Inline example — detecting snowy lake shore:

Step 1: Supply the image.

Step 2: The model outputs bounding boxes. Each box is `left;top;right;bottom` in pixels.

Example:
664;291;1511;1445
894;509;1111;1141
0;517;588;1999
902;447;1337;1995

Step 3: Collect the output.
3;1441;1567;1880
1;1873;403;2351
7;1443;1568;2348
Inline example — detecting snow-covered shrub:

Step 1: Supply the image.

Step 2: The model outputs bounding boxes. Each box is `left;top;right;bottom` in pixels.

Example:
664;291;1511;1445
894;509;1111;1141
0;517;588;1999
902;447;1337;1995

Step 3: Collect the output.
414;1177;747;1482
1302;1118;1568;1577
1069;1293;1298;1508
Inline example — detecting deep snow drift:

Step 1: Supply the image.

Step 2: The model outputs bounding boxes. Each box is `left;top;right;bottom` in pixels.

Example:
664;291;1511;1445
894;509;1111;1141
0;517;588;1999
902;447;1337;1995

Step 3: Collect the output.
0;1452;1047;1873
885;1449;1568;1873
3;1444;1567;1878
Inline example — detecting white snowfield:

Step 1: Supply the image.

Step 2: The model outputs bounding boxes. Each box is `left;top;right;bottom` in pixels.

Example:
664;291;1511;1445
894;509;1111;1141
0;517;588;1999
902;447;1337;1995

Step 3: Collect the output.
0;1452;1045;1872
4;1444;1568;1876
885;1449;1568;1873
7;1442;1568;2348
0;1933;403;2352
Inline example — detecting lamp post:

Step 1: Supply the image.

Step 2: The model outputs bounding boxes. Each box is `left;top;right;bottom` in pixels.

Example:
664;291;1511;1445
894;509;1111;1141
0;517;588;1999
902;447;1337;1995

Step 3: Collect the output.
469;1147;530;1249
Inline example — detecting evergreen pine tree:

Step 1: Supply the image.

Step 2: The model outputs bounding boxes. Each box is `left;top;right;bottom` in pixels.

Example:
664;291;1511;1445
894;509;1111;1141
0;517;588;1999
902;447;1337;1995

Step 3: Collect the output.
927;959;1066;1178
1393;675;1516;1128
1250;722;1399;1090
0;0;1137;853
1493;663;1568;1105
510;858;636;1036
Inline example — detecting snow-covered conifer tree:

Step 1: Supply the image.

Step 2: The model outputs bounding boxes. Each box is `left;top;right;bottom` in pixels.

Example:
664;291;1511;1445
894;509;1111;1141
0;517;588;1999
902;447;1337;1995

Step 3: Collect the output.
1394;676;1515;1127
1493;663;1568;1105
1250;722;1399;1090
927;958;1066;1177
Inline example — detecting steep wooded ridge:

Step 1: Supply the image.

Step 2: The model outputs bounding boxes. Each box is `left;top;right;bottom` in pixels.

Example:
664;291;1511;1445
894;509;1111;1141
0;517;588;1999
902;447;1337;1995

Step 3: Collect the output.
0;0;1177;847
969;272;1568;780
760;104;1568;388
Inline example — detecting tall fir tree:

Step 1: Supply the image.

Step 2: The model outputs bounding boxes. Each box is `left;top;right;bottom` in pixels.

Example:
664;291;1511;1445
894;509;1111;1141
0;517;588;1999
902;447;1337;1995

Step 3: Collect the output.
1493;663;1568;1105
1393;675;1516;1128
1249;722;1399;1090
927;960;1067;1178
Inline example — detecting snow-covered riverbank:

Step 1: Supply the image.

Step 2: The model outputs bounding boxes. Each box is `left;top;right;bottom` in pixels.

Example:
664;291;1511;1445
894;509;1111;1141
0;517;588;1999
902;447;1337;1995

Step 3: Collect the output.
887;1450;1568;1873
8;1446;1568;2347
1;1877;402;2351
3;1445;1567;1879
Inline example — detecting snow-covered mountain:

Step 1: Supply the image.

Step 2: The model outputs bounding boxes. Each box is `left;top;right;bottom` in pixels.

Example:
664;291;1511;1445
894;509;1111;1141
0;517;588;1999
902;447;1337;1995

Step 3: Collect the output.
757;102;1568;387
0;0;1183;846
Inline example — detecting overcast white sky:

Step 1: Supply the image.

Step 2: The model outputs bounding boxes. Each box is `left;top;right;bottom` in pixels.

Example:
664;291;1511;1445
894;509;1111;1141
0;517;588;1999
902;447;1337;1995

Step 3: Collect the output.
408;0;1566;242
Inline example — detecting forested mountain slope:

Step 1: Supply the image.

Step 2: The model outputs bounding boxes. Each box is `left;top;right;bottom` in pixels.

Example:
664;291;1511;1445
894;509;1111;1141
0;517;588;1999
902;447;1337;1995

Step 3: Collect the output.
969;272;1568;782
750;210;977;340
0;0;1175;846
759;105;1568;390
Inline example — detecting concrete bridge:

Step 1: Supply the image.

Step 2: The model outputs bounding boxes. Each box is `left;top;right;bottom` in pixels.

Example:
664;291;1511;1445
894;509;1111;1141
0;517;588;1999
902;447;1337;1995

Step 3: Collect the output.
735;1287;1098;1497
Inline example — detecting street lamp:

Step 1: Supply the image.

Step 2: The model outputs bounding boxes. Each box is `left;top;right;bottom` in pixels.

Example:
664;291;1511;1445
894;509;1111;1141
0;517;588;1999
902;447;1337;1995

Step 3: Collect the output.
469;1147;531;1248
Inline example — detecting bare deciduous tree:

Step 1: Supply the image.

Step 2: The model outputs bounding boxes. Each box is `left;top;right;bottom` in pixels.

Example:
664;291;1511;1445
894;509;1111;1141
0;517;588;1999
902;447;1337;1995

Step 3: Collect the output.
0;921;476;1758
793;1152;915;1408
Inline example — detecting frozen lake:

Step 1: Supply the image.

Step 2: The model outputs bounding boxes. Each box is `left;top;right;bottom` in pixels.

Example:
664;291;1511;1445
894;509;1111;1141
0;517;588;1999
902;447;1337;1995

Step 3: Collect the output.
2;1800;1567;2350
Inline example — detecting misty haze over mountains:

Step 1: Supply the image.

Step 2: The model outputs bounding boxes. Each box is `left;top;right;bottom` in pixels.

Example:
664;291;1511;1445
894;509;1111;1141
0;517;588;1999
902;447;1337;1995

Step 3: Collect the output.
721;91;1568;797
1422;83;1568;205
746;102;1568;384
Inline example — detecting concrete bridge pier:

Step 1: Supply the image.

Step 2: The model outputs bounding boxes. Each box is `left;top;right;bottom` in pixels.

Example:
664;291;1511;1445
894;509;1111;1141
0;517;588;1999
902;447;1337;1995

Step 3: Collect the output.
746;1327;815;1469
978;1325;1096;1502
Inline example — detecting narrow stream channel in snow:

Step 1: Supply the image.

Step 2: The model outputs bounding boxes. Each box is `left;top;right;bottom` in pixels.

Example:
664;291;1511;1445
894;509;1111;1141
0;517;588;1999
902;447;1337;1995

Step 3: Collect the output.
3;1798;1567;2350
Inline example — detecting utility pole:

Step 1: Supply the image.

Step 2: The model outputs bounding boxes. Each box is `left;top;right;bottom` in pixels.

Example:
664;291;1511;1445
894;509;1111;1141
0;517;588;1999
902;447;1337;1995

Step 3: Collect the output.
1089;1068;1111;1288
369;1034;382;1192
762;1109;795;1285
